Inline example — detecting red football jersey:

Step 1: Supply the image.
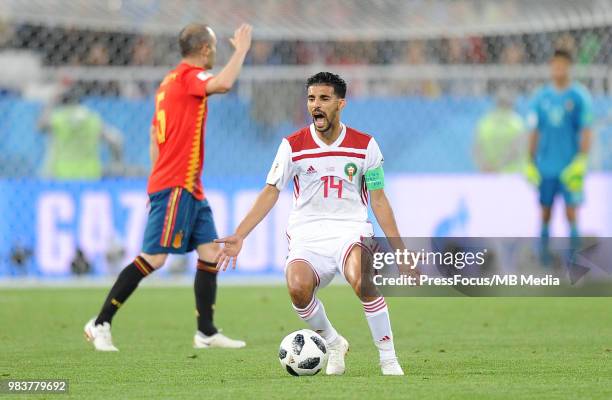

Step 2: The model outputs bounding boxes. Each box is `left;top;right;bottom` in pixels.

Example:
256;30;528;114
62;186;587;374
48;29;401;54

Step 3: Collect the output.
148;62;213;200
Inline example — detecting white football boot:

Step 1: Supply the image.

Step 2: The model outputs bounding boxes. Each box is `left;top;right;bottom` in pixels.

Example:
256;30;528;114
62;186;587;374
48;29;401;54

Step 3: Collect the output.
193;331;246;349
84;318;119;352
380;358;404;375
325;335;349;375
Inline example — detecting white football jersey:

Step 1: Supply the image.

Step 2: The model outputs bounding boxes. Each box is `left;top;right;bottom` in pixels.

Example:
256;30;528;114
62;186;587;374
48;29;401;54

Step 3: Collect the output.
266;123;384;242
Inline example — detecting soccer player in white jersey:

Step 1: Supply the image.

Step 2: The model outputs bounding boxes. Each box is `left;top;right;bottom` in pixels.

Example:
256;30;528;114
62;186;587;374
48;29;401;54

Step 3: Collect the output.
216;72;404;376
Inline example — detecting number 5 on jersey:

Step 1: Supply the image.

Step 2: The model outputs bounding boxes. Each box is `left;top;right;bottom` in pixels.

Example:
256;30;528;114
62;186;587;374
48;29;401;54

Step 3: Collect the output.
321;176;343;198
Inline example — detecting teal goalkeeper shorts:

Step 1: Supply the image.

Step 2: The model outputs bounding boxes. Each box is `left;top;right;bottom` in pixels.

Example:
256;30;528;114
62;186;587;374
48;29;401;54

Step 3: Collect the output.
142;187;218;254
539;177;583;207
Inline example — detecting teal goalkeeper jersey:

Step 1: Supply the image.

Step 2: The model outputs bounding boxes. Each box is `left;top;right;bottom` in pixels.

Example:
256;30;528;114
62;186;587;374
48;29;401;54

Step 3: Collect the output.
528;82;593;178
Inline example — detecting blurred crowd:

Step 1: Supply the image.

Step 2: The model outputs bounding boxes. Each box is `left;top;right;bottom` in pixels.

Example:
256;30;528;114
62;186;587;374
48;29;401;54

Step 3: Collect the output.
1;22;610;68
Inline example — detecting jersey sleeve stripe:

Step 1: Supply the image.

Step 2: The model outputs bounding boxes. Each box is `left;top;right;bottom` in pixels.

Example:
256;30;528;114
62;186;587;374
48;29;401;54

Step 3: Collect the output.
293;176;300;199
360;177;368;205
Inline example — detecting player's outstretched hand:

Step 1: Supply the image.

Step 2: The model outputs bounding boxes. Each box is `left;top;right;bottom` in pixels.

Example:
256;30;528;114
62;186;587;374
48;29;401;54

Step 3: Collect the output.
229;23;252;54
214;234;244;271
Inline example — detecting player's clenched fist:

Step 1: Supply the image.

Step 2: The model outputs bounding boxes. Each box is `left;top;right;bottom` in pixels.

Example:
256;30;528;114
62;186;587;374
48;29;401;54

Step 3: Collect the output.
214;234;244;270
230;23;252;53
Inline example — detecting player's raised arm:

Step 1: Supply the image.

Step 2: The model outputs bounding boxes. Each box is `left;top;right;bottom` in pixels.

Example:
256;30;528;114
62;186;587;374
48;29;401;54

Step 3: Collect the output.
215;184;280;270
205;24;252;95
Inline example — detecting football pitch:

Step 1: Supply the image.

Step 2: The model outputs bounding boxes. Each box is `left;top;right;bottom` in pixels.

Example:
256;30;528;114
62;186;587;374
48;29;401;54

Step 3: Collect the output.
2;285;611;399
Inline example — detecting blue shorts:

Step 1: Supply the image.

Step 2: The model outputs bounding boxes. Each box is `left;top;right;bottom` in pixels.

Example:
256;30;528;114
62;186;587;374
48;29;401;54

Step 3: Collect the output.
142;187;218;254
539;177;583;207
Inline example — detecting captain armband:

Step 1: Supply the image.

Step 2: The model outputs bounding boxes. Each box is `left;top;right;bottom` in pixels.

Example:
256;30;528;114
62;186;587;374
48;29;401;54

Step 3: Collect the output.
365;166;385;190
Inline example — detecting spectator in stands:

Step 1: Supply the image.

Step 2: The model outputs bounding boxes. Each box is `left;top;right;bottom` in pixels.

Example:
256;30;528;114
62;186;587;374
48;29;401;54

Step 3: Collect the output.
500;41;526;64
403;40;427;64
249;40;282;65
467;36;487;63
441;37;467;64
327;40;357;64
131;36;154;65
79;41;120;95
554;33;577;57
394;40;440;97
38;86;124;180
85;42;110;65
126;36;158;97
474;88;526;172
294;40;314;64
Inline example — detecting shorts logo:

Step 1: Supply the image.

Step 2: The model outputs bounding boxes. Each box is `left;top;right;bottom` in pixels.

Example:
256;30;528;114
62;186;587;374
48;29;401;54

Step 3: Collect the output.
172;231;184;248
344;162;358;182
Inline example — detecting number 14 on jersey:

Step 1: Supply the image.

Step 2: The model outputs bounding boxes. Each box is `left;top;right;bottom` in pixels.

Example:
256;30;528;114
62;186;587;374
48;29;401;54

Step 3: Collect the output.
321;176;343;198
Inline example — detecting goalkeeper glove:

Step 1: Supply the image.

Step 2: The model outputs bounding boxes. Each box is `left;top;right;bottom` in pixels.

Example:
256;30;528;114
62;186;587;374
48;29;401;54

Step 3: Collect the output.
561;153;588;192
524;160;541;186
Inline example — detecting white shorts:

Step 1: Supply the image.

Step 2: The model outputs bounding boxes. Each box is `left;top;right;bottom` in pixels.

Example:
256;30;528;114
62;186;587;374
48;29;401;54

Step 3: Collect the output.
285;232;373;288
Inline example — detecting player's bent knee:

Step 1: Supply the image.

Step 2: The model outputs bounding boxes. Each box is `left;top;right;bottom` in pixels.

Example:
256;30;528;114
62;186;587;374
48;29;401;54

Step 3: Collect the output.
286;263;316;308
286;277;314;307
140;253;167;269
288;287;313;309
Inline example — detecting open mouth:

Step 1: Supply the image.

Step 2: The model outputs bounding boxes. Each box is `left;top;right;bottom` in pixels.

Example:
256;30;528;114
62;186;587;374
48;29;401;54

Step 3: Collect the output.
312;111;327;128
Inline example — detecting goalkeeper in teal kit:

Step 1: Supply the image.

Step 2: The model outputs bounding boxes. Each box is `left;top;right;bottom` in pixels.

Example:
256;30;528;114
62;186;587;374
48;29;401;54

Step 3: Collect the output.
525;49;593;243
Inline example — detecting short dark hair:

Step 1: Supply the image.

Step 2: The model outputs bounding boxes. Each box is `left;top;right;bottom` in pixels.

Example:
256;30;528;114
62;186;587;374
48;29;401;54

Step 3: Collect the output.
552;48;573;63
179;23;213;57
306;72;347;98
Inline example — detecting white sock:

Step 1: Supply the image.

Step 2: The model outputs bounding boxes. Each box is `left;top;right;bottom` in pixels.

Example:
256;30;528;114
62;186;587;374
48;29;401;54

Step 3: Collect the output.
362;297;396;361
293;297;338;344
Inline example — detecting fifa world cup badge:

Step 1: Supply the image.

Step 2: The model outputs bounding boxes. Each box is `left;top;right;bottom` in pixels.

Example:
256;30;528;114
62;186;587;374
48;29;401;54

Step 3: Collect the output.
344;162;358;182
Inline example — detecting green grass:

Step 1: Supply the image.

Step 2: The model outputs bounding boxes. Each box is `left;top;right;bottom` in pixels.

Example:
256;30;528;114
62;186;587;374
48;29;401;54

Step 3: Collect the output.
1;285;612;399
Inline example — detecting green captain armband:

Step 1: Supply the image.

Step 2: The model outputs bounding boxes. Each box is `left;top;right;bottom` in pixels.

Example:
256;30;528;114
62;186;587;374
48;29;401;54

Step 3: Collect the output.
365;166;385;190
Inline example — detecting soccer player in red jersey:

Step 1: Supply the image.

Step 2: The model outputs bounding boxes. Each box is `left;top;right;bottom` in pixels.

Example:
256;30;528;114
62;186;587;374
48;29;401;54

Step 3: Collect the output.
85;23;252;351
